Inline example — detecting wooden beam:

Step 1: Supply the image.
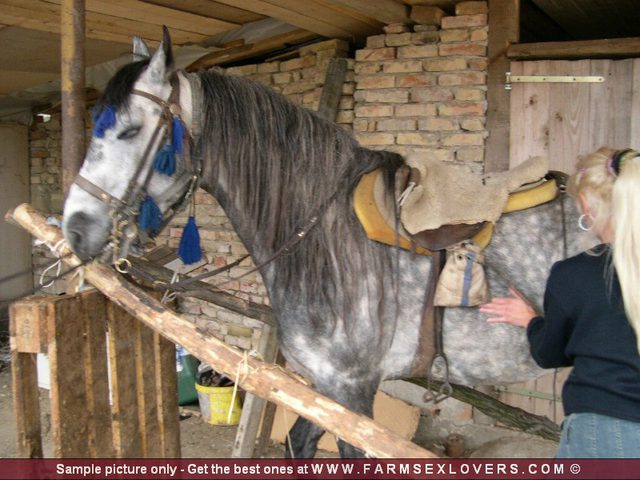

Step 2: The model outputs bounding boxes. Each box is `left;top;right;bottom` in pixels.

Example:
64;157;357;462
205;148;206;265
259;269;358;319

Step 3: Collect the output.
317;57;349;121
508;37;640;60
209;0;356;40
186;29;319;71
484;0;520;173
60;0;85;195
323;0;410;26
9;203;438;459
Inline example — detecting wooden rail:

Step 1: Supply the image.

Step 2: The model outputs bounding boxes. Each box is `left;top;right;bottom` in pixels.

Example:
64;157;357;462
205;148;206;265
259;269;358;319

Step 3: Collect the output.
8;203;437;459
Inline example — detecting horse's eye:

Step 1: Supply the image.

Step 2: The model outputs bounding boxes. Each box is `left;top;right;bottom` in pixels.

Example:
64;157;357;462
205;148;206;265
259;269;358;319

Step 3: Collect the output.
117;126;141;140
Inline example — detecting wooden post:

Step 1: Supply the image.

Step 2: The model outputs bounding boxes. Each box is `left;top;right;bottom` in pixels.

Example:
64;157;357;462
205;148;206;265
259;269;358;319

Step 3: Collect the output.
484;0;519;173
9;288;180;458
10;203;438;459
317;58;349;122
61;0;86;194
231;323;279;457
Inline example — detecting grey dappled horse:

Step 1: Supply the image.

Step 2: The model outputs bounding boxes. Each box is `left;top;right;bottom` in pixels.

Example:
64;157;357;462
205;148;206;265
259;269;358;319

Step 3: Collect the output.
62;29;583;458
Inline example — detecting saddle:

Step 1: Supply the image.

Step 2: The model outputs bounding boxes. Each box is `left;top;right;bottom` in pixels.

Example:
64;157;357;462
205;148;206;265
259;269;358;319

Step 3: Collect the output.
352;157;564;395
353;157;560;255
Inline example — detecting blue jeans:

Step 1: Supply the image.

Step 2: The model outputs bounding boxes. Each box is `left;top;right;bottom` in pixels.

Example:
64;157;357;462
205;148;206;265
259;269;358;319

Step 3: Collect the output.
557;413;640;458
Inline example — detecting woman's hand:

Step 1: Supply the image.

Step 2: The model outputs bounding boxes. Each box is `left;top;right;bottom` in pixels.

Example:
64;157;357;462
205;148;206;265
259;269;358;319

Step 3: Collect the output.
479;287;537;328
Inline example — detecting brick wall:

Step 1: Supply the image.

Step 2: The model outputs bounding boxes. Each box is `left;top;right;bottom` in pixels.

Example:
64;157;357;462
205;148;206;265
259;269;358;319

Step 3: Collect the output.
28;2;490;351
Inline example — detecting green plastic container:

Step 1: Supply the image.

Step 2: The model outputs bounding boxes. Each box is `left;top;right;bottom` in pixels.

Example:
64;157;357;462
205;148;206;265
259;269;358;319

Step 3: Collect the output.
176;347;200;405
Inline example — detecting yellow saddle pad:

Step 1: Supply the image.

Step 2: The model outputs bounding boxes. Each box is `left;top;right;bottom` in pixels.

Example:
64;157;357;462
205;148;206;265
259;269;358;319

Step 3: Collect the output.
353;169;559;256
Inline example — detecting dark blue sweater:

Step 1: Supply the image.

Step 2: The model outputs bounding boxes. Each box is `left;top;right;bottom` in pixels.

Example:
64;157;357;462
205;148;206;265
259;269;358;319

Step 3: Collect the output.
527;245;640;422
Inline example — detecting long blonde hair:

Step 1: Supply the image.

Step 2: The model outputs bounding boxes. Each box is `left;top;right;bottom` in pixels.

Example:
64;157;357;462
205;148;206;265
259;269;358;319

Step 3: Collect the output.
568;146;640;351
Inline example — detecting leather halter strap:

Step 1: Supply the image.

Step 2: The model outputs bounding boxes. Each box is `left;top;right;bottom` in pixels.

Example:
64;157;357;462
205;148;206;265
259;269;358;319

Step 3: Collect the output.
73;74;197;261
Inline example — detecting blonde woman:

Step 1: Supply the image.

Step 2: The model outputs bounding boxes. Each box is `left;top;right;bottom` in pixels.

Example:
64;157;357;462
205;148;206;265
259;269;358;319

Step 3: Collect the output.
480;147;640;458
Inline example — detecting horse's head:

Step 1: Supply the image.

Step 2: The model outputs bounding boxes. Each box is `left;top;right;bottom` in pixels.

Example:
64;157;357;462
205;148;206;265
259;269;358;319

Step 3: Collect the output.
63;28;195;263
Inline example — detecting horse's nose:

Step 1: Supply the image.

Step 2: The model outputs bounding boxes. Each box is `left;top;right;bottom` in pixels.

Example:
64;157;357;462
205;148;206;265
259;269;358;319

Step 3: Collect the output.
64;212;100;260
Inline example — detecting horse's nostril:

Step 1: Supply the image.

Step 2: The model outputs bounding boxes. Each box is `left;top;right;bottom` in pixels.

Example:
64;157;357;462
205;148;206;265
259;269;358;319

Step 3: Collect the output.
67;229;83;250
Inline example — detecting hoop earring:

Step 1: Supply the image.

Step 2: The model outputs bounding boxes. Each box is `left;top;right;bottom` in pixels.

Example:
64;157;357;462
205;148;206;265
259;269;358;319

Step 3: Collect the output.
578;213;593;231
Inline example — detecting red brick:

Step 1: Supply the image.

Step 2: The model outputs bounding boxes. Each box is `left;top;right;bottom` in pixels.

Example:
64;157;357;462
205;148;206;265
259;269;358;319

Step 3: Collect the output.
383;23;409;34
410;87;454;102
383;61;423;73
356;75;395;89
355;62;382;75
396;74;434;87
356;48;396;62
439;29;470;43
439;43;487;57
394;104;437;117
442;133;485;146
441;14;487;29
396;132;438;146
461;118;485;131
456;1;488;15
457;148;485;162
439;103;485;116
364;89;409;103
355;105;394;117
376;119;416;131
470;29;488;42
367;35;386;49
454;87;485;101
424;58;467;71
356;132;395;146
397;45;438;59
280;55;316;71
438;71;486;86
419;118;459;131
386;33;412;46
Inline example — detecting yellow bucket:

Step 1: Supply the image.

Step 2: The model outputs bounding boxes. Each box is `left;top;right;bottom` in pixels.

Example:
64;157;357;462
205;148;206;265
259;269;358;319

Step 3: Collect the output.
195;383;242;425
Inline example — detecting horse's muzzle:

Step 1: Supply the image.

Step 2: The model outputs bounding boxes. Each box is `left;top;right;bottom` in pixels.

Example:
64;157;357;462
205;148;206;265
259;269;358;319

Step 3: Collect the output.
63;211;110;260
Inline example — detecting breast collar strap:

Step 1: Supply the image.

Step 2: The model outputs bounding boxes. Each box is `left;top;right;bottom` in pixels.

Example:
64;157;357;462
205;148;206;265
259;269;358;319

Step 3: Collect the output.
74;73;200;262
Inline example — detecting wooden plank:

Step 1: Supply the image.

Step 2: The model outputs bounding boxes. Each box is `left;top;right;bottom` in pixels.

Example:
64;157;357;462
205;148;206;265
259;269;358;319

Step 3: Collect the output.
10;203;438;459
9;300;44;459
210;0;355;40
82;0;238;37
80;291;115;458
509;60;551;166
142;0;266;24
320;0;407;27
272;0;380;36
48;295;91;457
484;0;520;173
134;321;162;457
11;351;43;458
508;37;640;60
231;324;279;458
186;29;319;71
154;332;181;457
0;0;214;45
317;57;348;121
546;60;592;173
402;0;456;13
107;301;143;458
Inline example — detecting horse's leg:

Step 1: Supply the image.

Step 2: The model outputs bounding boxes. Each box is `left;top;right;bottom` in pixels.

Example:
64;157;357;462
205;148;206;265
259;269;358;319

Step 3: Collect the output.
331;381;376;458
284;416;325;458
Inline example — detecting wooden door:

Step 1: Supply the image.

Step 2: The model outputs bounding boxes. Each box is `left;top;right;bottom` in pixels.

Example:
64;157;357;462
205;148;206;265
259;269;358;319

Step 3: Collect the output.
509;58;640;172
501;58;640;423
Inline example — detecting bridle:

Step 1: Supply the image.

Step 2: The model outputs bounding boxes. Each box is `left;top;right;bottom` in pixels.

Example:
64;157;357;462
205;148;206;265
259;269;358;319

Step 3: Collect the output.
74;74;199;270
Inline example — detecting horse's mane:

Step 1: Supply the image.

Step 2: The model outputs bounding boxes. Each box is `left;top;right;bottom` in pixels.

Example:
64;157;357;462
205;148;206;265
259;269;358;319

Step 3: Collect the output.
198;69;404;326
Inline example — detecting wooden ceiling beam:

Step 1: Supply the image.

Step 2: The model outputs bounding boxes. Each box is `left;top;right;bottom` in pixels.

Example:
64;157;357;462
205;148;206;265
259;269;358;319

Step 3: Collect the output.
323;0;410;26
508;37;640;60
209;0;357;41
186;28;318;71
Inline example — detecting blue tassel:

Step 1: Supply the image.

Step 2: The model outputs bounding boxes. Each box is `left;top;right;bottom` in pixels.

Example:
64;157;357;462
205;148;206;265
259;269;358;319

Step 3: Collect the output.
153;144;176;176
93;105;116;138
138;195;162;234
178;216;202;264
172;116;184;154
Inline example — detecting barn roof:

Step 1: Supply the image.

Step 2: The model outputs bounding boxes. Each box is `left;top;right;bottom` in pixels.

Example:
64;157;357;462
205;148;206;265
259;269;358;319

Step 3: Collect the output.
1;0;639;120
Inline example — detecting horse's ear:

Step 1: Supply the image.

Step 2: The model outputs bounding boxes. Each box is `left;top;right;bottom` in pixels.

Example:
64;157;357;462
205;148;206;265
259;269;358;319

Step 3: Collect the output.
132;36;150;62
146;26;174;84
